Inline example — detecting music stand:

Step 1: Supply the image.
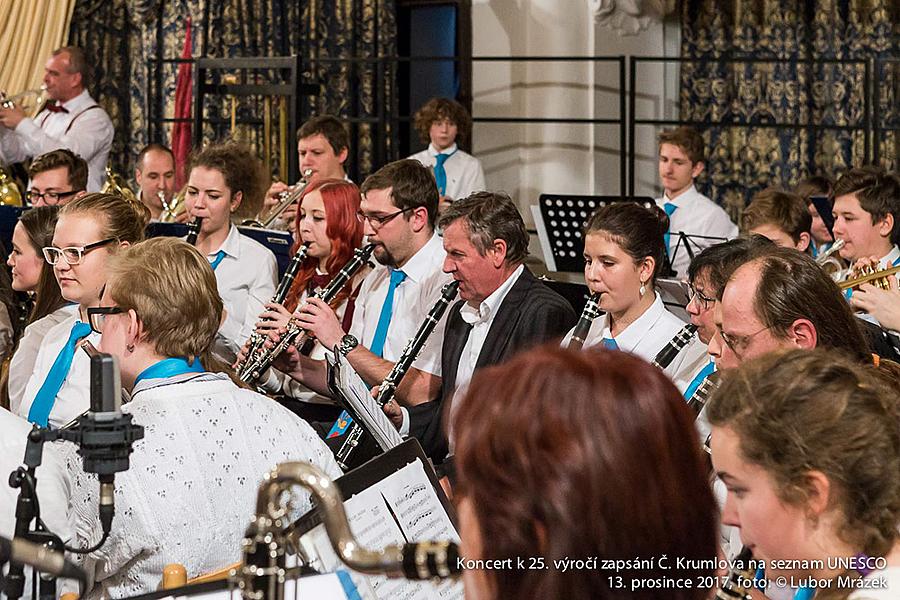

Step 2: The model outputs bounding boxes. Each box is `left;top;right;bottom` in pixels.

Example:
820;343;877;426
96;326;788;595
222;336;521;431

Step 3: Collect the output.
668;231;728;277
531;194;656;273
0;205;25;256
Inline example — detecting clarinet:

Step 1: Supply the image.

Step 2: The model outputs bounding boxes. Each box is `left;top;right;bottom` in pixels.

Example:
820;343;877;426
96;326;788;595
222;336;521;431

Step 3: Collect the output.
234;243;309;375
715;546;755;600
687;370;720;417
238;244;375;383
651;323;698;369
567;293;603;350
335;280;460;471
185;217;203;246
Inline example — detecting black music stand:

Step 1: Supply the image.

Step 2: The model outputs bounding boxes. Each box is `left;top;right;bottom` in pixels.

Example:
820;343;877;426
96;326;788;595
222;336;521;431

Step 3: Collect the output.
531;194;656;273
668;231;728;276
0;205;25;256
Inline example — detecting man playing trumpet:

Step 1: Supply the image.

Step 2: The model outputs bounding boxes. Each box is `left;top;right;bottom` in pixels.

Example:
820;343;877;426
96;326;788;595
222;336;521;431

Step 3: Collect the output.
134;143;186;222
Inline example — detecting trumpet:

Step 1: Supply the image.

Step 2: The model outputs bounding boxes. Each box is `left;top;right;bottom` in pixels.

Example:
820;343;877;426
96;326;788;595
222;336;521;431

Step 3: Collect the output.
238;243;375;384
234;243;310;376
0;86;47;118
839;264;900;292
234;461;459;600
816;238;847;282
242;169;313;229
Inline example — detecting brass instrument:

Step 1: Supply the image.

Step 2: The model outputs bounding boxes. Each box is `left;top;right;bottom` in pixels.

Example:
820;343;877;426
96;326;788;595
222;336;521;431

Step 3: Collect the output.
0;86;48;118
839;264;900;292
101;165;140;205
242;169;313;229
158;189;186;223
234;243;310;376
238;243;375;384
816;238;847;282
567;293;602;351
234;461;460;600
0;166;23;206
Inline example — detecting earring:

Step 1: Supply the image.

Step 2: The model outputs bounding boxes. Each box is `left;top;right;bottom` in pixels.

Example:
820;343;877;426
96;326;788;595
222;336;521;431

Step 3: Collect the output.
639;282;646;297
126;343;135;353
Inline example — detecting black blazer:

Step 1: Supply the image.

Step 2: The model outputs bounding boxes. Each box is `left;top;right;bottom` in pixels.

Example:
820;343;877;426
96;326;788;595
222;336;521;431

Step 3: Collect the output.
407;266;577;461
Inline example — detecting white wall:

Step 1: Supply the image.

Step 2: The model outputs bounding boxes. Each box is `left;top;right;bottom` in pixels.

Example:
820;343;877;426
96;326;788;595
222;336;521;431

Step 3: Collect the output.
471;0;680;273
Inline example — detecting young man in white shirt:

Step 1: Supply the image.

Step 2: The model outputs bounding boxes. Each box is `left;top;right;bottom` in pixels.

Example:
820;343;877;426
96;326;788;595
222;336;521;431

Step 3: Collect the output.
25;148;88;207
741;188;812;253
655;126;738;279
0;47;114;192
832;166;900;271
408;97;485;207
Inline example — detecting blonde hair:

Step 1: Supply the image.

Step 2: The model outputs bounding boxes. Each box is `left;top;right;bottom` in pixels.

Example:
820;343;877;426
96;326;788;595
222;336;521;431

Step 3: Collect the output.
59;192;148;243
106;238;222;365
707;349;900;598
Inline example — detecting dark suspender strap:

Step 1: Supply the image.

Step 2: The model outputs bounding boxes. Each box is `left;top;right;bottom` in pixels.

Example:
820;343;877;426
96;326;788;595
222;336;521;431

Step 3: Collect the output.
64;105;101;134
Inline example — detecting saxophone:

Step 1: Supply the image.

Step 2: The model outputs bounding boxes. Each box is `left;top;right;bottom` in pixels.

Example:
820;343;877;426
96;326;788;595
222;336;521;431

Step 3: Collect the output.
238;244;375;384
334;280;460;471
567;293;603;351
651;323;698;369
233;461;460;600
234;243;309;376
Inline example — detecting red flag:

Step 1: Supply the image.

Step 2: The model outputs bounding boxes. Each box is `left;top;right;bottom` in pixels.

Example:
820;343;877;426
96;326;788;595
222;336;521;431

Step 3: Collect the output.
171;17;193;190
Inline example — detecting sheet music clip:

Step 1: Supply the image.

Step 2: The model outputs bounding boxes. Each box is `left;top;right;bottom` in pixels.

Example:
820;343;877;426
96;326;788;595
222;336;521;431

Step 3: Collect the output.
531;194;656;273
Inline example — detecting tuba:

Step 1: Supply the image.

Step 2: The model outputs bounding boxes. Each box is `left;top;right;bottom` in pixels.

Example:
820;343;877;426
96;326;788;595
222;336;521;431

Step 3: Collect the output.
242;169;313;229
234;461;460;600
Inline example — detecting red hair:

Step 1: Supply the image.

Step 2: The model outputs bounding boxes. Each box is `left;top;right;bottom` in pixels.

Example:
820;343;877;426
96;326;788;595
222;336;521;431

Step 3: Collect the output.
454;344;718;600
284;179;364;311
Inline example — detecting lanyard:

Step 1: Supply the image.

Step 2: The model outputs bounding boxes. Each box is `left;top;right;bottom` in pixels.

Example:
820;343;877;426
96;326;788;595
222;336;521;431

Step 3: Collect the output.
134;357;205;385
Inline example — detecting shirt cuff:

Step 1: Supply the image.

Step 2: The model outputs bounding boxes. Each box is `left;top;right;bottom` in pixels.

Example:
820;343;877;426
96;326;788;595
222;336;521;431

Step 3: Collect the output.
399;407;410;438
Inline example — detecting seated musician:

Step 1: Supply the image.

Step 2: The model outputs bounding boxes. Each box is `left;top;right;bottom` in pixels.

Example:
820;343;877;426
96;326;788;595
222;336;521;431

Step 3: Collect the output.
250;179;368;421
26;148;88;207
4;206;67;408
562;201;708;393
454;344;718;600
63;237;340;599
832;166;900;276
385;192;577;461
134;143;181;222
740;188;812;252
18;193;146;428
794;174;834;258
708;349;900;599
708;244;873;370
184;141;277;362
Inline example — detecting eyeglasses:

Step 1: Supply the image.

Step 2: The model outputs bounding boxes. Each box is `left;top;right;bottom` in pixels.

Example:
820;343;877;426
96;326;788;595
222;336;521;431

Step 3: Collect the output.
356;207;415;229
26;190;79;205
688;284;716;311
87;306;125;334
42;238;117;265
720;325;772;356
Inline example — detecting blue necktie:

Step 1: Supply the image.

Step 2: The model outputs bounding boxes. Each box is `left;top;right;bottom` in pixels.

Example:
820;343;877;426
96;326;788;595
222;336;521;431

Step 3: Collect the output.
369;269;407;358
209;250;226;271
663;202;677;257
683;361;715;400
29;321;92;426
433;151;456;196
600;337;618;350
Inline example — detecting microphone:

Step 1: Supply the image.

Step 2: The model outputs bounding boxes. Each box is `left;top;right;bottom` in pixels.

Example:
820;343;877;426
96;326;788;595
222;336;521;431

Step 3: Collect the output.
0;535;87;583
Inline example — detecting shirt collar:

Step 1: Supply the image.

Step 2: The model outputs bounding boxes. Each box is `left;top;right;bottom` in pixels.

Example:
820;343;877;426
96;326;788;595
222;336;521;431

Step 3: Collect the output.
428;143;458;157
214;224;242;259
395;233;442;284
59;89;92;112
661;184;699;207
880;245;900;267
600;292;666;350
459;264;524;325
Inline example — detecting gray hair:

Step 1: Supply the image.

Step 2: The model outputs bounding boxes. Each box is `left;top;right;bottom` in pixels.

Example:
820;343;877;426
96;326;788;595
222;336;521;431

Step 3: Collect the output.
438;191;529;265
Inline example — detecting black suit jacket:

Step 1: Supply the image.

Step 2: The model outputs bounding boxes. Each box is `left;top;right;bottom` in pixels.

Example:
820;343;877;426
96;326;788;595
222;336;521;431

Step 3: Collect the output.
407;266;577;461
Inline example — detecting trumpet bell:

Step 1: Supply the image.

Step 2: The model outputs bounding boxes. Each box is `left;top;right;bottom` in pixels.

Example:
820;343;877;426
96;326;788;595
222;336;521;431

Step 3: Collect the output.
0;86;48;119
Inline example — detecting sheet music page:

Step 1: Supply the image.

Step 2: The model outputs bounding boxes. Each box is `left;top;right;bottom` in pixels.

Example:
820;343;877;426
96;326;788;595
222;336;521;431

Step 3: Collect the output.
332;354;404;449
296;460;464;600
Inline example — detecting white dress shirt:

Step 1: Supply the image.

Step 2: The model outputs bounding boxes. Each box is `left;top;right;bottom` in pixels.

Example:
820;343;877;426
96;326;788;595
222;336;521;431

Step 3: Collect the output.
349;233;452;376
63;372;341;600
207;225;278;362
655;184;738;279
408;143;486;201
18;310;99;429
8;304;77;414
561;292;706;394
0;90;114;192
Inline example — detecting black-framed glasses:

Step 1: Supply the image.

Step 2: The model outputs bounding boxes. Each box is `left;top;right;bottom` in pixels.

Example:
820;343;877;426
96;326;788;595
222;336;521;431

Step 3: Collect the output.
87;306;125;334
688;284;716;311
42;238;117;266
720;325;772;356
25;189;79;206
356;206;415;229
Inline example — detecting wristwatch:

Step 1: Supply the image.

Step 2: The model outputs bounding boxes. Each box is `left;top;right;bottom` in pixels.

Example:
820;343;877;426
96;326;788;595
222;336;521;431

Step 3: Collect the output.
337;334;359;356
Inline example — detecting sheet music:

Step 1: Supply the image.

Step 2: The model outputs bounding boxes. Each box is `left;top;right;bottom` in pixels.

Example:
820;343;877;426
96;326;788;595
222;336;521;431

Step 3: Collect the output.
328;351;404;450
296;460;464;600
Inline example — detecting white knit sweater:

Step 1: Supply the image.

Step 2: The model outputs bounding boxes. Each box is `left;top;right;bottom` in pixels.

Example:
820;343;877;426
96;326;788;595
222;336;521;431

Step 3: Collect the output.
63;373;341;599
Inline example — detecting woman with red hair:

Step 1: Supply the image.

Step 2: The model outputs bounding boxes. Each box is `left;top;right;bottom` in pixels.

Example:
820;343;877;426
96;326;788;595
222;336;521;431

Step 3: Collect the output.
252;178;368;418
453;344;718;600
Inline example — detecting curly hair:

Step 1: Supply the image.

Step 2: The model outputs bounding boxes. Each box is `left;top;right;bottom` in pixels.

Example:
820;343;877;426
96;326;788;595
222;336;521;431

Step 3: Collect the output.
413;97;471;145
